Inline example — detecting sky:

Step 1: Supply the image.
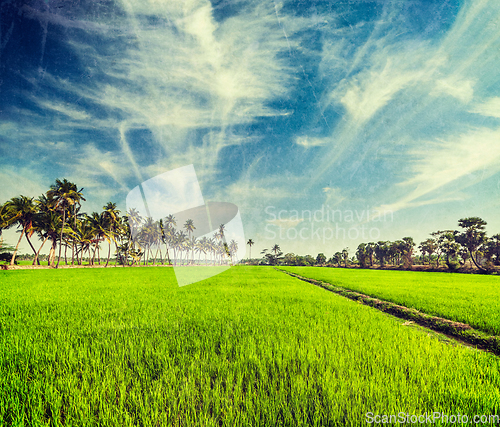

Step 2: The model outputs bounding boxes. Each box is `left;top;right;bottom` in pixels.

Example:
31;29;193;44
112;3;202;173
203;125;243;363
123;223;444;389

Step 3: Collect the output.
1;0;500;258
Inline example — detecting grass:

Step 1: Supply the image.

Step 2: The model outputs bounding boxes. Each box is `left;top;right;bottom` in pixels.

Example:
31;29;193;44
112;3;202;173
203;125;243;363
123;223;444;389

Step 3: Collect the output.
0;266;499;426
279;266;500;335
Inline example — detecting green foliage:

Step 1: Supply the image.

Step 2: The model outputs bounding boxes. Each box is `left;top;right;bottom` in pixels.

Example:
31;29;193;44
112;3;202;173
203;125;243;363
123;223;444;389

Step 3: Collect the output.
315;253;326;265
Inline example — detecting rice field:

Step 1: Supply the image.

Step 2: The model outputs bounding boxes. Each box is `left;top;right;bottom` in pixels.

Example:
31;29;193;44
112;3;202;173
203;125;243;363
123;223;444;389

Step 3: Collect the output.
1;266;499;426
279;266;500;335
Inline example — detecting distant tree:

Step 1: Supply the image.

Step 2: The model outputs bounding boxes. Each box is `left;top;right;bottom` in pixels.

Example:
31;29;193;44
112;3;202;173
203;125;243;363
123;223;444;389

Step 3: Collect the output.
341;248;349;267
456;217;488;272
184;219;196;264
419;238;437;266
5;196;38;266
283;253;297;266
487;234;500;266
247;239;254;260
263;244;283;265
400;237;415;269
303;254;316;266
366;242;375;266
316;253;326;265
329;252;342;267
356;243;369;268
102;202;121;267
374;242;389;267
47;179;85;268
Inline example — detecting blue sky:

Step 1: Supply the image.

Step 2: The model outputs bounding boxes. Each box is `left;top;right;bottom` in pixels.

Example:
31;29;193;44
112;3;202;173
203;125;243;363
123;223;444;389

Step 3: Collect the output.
1;0;500;257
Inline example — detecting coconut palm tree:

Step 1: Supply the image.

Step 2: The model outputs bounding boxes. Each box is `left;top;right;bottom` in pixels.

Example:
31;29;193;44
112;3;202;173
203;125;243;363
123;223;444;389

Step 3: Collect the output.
247;239;254;261
183;219;196;264
102;202;121;267
207;237;216;265
31;195;55;265
47;179;85;268
196;237;208;264
39;210;64;267
84;212;105;265
5;196;39;265
229;239;238;264
271;244;281;257
0;203;13;238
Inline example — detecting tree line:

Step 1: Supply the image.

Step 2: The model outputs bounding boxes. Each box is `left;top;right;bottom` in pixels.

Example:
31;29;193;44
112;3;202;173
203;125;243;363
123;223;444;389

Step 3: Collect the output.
0;179;239;268
246;217;500;273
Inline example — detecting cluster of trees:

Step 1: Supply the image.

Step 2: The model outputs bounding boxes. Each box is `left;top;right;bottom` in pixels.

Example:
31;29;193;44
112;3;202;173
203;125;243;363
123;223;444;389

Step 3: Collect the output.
416;218;500;272
354;237;415;270
122;211;239;267
247;217;499;274
0;179;239;268
352;217;499;272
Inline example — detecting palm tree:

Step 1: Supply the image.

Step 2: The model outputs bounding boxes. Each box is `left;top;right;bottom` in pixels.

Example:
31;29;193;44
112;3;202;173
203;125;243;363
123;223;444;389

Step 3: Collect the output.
47;179;85;268
5;196;38;265
229;239;238;264
457;217;488;271
162;215;176;265
85;212;105;265
218;224;227;264
341;248;349;267
272;244;281;257
196;237;208;265
247;239;254;261
184;219;196;264
40;210;63;267
102;202;121;267
207;237;216;265
0;203;13;238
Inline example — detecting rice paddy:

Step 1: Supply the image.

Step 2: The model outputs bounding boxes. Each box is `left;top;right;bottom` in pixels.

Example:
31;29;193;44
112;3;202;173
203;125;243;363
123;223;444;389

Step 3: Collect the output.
279;266;500;335
1;266;499;426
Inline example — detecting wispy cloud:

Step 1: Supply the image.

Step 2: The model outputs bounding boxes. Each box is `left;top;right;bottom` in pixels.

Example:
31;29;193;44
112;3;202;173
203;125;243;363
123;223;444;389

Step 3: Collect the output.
373;126;500;214
3;0;500;250
295;136;327;148
471;97;500;119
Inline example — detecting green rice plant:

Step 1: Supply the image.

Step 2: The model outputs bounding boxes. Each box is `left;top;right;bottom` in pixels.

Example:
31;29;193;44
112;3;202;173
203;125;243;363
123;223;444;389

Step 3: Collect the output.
279;266;500;335
0;267;499;426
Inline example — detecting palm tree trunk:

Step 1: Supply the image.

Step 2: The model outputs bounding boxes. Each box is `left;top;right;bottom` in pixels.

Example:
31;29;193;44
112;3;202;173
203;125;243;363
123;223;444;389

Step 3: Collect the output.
10;228;25;266
33;235;49;265
165;244;171;265
49;239;57;267
56;208;66;268
106;241;111;267
24;233;38;261
71;205;76;266
470;250;486;272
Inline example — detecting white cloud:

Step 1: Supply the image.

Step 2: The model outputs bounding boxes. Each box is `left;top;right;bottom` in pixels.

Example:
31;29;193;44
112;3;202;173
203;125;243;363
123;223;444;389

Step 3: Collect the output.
295;136;328;147
470;97;500;118
36;100;91;121
339;58;423;125
431;77;475;104
373;126;500;214
322;186;345;207
0;168;48;202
